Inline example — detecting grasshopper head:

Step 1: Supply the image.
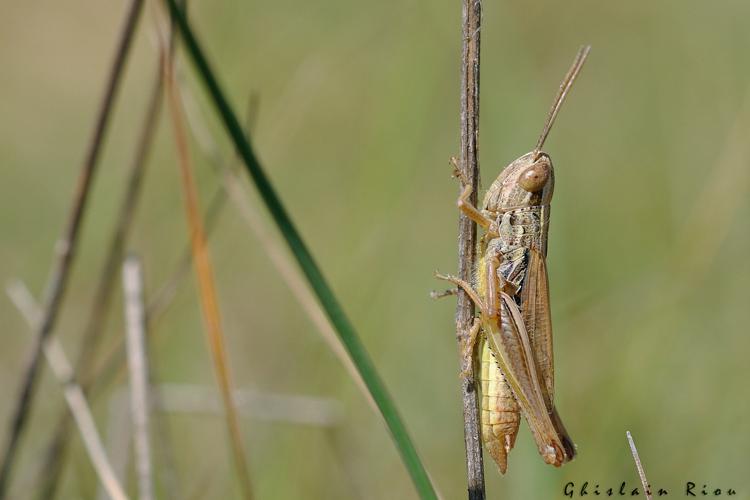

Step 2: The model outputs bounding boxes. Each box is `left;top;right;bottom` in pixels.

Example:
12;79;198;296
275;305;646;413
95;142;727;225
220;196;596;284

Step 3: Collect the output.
481;151;554;214
480;45;589;216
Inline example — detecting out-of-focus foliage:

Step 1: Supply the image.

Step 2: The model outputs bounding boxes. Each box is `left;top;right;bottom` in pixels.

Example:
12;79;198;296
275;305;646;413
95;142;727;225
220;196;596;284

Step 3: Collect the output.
1;0;749;498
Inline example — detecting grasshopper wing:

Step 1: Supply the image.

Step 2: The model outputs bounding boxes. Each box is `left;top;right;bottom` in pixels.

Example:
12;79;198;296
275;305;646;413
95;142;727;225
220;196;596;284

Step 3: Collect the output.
520;247;555;402
483;292;569;466
519;247;576;461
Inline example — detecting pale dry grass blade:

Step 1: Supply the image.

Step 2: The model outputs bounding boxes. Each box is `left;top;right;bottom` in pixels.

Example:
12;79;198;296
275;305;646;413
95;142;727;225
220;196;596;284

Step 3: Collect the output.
626;431;653;500
122;256;155;500
163;53;254;500
6;281;129;500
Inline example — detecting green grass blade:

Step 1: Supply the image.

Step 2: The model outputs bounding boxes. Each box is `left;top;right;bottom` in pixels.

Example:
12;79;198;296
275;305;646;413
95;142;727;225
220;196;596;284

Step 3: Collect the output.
162;1;437;497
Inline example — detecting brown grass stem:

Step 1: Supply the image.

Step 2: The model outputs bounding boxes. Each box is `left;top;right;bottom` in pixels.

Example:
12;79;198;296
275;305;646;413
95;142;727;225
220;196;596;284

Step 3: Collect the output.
0;1;144;495
163;53;254;500
457;0;485;498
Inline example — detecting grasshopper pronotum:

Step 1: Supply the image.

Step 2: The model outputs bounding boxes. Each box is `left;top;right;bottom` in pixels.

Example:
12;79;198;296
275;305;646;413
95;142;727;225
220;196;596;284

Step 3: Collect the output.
438;46;590;473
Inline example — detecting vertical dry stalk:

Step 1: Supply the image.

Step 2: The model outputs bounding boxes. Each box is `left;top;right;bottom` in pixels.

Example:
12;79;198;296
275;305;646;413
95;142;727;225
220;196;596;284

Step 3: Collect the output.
123;256;154;500
163;56;255;500
0;1;144;495
457;0;485;498
6;282;129;500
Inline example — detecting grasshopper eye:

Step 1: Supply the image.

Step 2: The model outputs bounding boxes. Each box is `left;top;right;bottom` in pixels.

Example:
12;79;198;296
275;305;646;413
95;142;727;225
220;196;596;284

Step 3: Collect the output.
518;163;549;192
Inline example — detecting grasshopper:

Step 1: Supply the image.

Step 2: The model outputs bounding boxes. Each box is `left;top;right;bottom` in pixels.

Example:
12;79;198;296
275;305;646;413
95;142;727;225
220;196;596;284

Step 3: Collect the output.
437;46;590;473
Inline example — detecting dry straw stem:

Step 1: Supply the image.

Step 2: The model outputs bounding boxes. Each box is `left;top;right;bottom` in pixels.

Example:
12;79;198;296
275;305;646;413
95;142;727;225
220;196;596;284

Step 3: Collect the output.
626;431;653;500
0;1;144;495
163;53;255;500
176;73;378;412
5;281;129;500
456;0;485;498
122;256;155;500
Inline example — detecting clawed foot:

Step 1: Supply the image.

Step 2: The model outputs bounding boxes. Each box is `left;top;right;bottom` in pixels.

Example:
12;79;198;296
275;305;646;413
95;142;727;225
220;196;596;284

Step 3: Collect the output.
459;317;481;380
430;288;458;299
434;270;459;285
434;270;486;317
449;156;471;186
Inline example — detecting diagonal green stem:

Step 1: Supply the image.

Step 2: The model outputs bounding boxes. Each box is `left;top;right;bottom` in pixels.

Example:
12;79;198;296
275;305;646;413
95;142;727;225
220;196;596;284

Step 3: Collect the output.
162;1;437;497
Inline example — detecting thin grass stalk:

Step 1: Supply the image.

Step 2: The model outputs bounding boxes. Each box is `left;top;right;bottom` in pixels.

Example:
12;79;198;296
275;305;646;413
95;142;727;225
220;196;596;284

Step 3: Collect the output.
456;0;485;498
122;256;155;500
6;282;129;500
0;1;144;495
163;53;255;500
626;431;653;500
162;1;437;497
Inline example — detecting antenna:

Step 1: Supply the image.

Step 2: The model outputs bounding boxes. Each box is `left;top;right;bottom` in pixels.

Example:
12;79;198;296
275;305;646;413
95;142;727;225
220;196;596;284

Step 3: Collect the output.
534;45;591;153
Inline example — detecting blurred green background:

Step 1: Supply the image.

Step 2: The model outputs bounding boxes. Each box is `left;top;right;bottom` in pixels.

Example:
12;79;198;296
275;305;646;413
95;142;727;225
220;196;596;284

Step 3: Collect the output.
2;0;750;498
